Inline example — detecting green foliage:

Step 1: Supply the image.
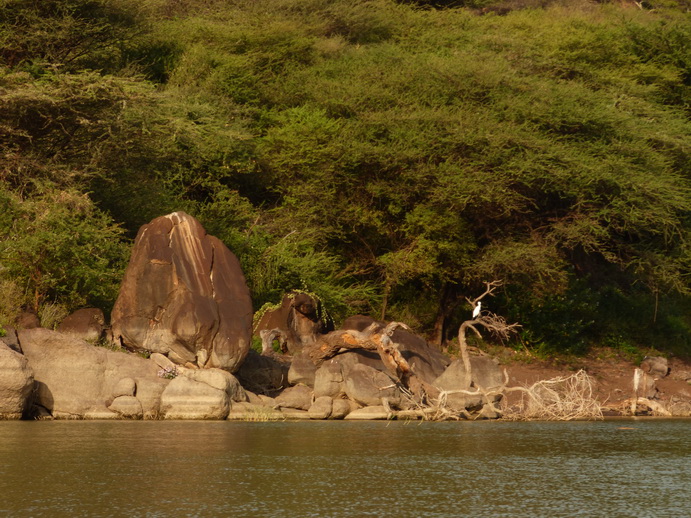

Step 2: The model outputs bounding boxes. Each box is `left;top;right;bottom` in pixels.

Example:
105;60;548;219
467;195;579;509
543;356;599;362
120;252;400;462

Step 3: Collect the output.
0;0;145;74
0;279;24;330
0;0;689;356
0;187;127;314
505;279;599;355
250;335;265;354
245;229;380;322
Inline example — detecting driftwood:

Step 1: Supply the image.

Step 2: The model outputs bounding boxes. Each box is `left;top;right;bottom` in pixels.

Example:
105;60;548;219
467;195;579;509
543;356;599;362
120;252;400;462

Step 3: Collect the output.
500;370;603;421
309;322;413;378
395;369;603;421
306;321;439;401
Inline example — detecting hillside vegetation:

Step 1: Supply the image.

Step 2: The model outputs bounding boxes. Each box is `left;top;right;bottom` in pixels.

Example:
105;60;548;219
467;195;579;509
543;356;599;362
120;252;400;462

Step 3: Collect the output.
1;0;689;356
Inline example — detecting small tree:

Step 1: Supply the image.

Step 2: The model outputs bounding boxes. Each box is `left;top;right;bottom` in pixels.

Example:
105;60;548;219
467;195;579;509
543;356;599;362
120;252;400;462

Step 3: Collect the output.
458;281;521;377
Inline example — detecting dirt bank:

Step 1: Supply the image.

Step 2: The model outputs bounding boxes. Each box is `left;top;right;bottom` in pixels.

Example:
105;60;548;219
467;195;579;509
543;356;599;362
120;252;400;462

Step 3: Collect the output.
497;347;691;416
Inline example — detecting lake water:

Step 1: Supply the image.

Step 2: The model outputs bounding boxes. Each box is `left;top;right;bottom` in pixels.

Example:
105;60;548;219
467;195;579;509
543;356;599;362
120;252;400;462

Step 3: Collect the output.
0;419;689;517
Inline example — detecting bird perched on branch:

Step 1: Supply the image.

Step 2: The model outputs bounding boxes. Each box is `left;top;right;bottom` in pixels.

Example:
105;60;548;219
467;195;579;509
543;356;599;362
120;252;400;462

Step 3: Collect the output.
472;301;481;319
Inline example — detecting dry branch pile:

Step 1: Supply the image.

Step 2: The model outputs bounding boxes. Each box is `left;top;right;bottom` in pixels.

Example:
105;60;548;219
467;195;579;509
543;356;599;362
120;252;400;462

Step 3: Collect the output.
501;370;603;421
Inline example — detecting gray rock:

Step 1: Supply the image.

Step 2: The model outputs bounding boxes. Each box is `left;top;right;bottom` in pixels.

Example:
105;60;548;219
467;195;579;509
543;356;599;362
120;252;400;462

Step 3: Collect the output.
640;371;658;399
470;355;504;391
313;359;345;398
344;406;391;420
641;356;669;378
668;400;691;417
330;398;352;419
287;351;317;387
433;356;504;411
180;368;247;402
434;360;472;392
275;384;313;410
108;395;143;419
110;212;253;372
160;375;230;420
112;377;136;398
245;390;264;405
344;363;401;408
308;396;333;419
259;394;277;406
0;342;34;419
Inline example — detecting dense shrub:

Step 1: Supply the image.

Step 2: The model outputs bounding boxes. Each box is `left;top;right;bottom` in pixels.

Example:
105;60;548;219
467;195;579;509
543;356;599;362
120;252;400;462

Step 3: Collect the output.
0;0;689;354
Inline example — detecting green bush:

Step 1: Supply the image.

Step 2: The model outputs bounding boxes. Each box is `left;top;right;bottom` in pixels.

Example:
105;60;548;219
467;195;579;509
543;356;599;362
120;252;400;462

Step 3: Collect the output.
0;0;689;356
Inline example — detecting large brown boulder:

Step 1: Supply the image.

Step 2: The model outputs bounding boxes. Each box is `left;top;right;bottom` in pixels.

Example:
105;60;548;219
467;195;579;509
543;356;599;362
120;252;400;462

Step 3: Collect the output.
110;212;253;372
19;328;168;418
254;291;334;354
57;308;105;342
0;342;34;419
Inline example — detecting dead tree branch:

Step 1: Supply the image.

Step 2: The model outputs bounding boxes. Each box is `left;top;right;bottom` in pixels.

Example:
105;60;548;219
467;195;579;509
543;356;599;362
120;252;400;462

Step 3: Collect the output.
458;281;521;378
501;370;603;421
464;279;503;308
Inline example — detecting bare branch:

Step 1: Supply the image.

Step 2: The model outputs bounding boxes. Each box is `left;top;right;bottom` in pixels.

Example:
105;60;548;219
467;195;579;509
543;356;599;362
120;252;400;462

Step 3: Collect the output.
464;280;504;308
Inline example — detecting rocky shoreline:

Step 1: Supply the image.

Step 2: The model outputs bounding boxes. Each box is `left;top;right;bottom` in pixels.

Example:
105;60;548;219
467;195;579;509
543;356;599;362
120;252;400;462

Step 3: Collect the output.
3;324;689;422
2;212;689;421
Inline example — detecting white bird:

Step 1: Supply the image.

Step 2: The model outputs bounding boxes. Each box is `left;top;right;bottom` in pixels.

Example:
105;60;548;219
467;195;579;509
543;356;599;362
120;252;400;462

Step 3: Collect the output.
472;301;481;319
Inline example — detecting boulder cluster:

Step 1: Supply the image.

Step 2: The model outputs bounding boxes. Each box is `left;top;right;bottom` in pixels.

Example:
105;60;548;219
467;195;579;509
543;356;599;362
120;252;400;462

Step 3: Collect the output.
0;212;506;421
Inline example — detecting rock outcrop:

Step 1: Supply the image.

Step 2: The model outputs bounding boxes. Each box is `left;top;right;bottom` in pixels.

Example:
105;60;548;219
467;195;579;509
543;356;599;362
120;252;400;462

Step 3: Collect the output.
344;363;401;407
19;328;168;419
0;342;34;419
433;356;504;411
160;368;246;420
275;384;313;410
110;212;253;372
254;291;334;354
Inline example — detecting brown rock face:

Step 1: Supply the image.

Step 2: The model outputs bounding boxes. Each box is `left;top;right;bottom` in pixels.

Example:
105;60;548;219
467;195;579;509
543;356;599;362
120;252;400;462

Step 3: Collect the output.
254;291;334;354
57;308;105;342
110;212;253;372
